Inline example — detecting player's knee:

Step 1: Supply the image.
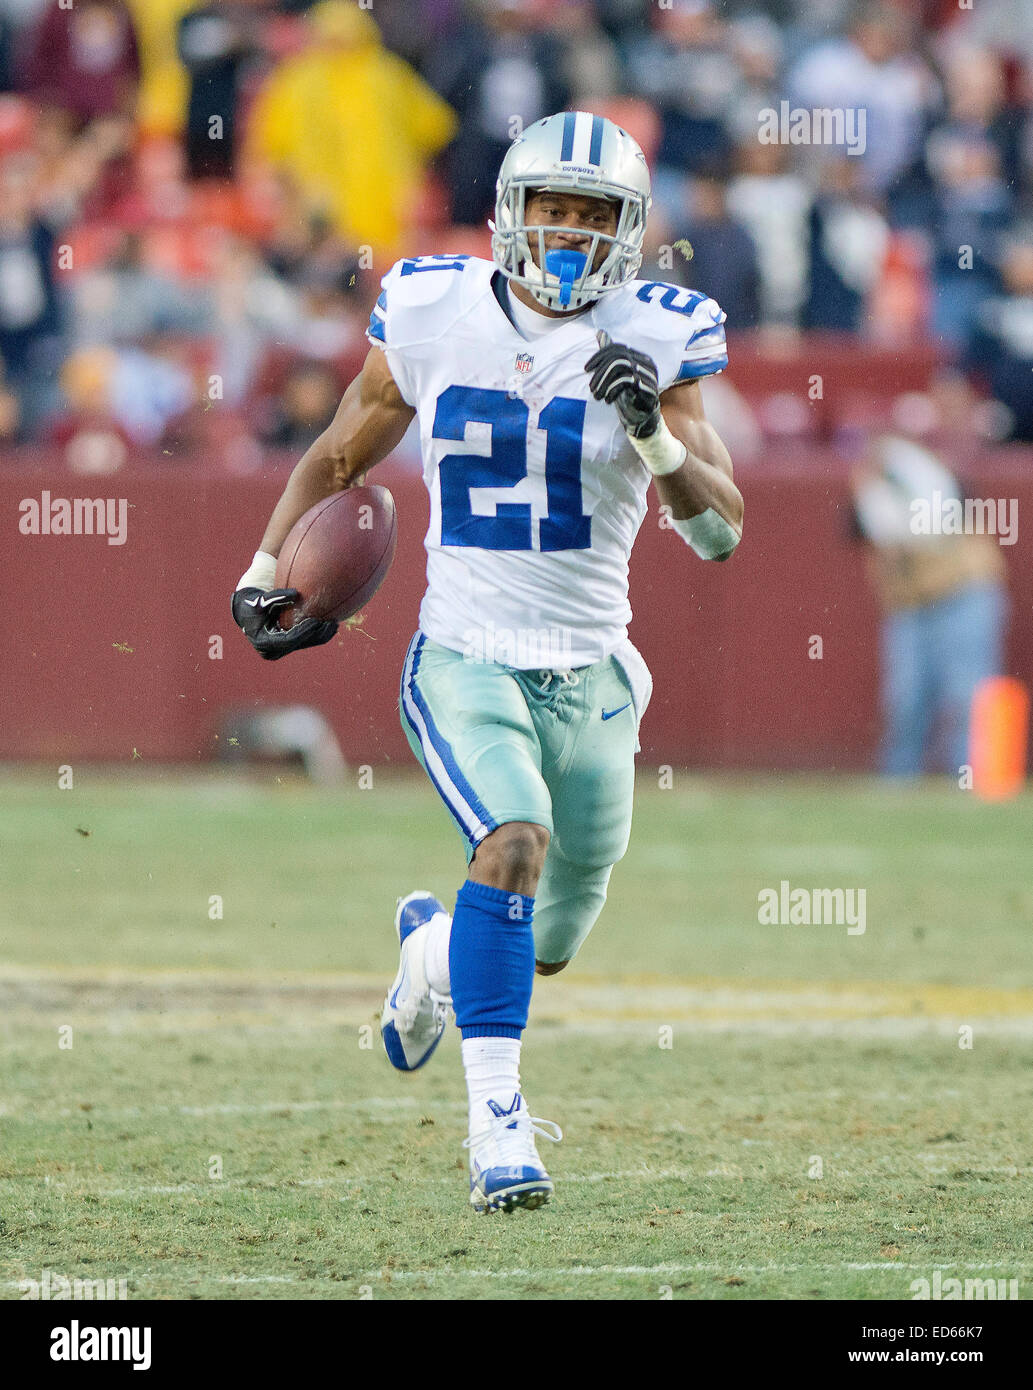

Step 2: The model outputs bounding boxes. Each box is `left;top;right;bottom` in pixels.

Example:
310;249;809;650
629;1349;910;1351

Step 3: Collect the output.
472;821;550;894
535;959;569;976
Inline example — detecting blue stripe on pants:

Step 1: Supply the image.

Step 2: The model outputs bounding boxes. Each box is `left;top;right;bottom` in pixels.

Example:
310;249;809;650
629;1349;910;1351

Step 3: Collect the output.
401;634;497;846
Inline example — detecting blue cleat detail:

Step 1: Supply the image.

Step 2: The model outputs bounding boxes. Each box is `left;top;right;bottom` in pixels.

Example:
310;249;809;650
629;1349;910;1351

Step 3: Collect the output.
397;890;445;945
464;1094;563;1213
380;891;451;1072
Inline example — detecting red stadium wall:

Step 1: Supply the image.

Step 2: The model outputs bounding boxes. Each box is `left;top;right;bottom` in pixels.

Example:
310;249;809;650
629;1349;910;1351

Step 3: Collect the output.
5;450;1032;770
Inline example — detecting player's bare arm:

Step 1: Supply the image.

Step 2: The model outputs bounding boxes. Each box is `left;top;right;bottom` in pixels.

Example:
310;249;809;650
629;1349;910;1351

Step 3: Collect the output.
259;345;414;556
654;377;744;547
584;331;743;562
232;345;413;660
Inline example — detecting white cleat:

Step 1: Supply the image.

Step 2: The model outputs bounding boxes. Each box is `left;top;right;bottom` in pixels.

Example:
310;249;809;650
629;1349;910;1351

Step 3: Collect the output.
464;1093;563;1214
380;891;451;1072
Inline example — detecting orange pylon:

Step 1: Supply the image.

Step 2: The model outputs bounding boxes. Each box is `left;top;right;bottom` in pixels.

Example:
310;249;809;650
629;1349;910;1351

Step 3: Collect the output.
969;677;1030;800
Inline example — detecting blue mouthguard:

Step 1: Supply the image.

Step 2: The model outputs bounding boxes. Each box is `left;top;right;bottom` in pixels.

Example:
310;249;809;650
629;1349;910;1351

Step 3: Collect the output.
544;250;587;308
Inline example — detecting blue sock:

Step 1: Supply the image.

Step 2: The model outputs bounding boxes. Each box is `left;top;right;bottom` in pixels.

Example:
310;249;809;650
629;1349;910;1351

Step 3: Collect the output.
449;879;535;1040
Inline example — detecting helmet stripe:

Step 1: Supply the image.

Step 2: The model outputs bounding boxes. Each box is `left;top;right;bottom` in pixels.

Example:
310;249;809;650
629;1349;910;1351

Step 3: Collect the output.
588;114;604;166
560;112;576;161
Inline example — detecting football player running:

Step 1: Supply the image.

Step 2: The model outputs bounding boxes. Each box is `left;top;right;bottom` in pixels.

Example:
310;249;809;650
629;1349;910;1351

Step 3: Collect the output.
232;112;743;1214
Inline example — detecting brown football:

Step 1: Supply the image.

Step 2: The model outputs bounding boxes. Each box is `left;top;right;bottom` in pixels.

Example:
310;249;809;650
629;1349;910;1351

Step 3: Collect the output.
274;485;397;630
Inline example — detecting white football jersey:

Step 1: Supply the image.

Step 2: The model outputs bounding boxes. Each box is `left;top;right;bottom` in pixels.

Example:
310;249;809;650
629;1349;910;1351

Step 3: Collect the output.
367;254;727;669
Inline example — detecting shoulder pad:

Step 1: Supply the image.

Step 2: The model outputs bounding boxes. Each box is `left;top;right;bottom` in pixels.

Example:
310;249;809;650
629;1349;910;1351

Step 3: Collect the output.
614;280;728;391
367;254;483;350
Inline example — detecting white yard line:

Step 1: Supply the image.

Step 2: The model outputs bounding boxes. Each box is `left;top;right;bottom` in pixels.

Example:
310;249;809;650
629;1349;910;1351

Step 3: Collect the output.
354;1261;1033;1281
6;1260;1030;1293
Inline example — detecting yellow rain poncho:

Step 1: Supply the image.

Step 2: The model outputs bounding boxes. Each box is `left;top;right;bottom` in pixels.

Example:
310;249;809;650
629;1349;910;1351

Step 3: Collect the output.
124;0;198;136
248;1;457;257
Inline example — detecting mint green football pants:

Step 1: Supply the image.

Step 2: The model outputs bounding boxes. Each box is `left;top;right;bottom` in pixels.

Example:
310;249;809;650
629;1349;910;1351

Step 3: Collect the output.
399;631;639;965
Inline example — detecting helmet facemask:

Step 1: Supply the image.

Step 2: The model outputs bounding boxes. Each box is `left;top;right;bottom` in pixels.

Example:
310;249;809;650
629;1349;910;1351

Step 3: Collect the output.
491;177;648;312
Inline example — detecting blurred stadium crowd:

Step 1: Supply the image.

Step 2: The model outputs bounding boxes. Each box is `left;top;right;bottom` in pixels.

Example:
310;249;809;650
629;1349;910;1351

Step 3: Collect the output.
0;0;1031;468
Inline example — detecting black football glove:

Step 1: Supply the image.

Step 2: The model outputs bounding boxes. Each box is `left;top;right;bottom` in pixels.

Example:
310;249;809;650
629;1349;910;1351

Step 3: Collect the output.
584;330;662;439
231;587;338;662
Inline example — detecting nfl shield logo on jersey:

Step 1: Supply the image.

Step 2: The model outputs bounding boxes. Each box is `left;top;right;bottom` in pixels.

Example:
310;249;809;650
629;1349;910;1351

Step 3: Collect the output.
514;352;534;374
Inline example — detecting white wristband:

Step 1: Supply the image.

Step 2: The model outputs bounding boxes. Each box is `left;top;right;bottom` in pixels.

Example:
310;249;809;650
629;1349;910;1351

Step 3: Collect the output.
237;549;278;591
628;417;687;477
671;509;741;560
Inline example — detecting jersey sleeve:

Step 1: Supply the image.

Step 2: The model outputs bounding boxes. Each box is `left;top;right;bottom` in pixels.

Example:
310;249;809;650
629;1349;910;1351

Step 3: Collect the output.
625;282;729;393
366;254;473;408
366;260;418;407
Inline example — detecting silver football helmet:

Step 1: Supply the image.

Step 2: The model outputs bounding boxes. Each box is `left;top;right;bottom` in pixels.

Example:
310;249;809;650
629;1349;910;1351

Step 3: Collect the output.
491;111;652;313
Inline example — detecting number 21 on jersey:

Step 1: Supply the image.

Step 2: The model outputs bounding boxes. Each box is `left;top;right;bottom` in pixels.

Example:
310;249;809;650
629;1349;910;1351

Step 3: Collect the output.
435;385;591;553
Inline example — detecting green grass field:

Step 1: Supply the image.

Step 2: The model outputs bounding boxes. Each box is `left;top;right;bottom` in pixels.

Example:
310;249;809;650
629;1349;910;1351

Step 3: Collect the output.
2;768;1031;1300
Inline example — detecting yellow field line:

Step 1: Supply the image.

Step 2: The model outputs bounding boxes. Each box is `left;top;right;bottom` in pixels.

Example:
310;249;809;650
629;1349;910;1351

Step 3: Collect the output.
545;977;1033;1021
2;962;1032;1021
